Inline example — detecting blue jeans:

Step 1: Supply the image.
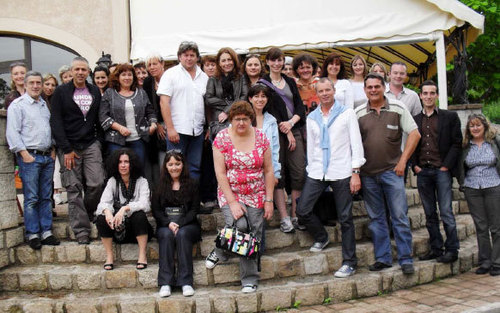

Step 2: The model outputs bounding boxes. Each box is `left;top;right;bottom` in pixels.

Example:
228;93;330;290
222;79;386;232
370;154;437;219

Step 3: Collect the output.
108;139;146;168
417;168;459;254
362;170;413;265
17;153;55;238
166;133;204;179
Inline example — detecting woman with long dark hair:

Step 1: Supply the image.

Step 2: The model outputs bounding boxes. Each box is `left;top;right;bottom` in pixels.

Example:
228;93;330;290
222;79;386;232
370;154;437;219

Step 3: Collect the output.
261;47;306;231
95;148;151;271
321;52;354;109
93;65;110;96
205;47;248;141
153;150;201;297
242;54;264;88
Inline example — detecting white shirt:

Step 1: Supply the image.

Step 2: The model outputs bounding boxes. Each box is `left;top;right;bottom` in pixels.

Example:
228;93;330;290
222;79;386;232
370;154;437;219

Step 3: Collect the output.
96;176;151;217
350;80;368;109
306;105;366;180
157;64;208;136
334;79;354;109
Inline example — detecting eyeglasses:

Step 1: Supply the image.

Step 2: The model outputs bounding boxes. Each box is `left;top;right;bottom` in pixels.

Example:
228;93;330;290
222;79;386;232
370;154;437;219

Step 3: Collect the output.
233;117;251;123
166;149;182;155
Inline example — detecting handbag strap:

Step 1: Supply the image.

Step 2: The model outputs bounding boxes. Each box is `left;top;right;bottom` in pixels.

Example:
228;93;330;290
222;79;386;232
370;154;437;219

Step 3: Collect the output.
232;214;254;234
258;78;295;116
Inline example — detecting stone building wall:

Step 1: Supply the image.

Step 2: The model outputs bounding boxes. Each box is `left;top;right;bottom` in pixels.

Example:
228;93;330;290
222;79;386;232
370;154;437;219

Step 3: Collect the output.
0;110;24;269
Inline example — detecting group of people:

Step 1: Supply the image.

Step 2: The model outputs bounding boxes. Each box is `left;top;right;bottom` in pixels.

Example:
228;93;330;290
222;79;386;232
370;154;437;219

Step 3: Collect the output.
4;40;500;299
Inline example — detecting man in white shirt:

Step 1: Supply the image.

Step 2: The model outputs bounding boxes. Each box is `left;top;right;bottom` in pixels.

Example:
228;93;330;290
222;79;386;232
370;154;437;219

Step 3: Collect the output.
157;41;209;179
296;78;365;278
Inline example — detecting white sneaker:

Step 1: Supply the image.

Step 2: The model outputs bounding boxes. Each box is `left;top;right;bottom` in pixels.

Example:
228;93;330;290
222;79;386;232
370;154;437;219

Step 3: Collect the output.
241;284;257;293
53;193;63;205
182;285;195;297
280;216;295;233
159;285;171;297
334;265;356;278
205;249;220;269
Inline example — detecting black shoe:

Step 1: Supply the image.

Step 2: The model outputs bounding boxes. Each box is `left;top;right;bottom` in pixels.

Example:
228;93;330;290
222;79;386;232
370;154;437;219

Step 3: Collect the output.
490;267;500;276
419;251;443;261
28;237;42;250
369;262;392;271
41;235;60;246
475;267;489;275
77;235;90;245
401;263;415;275
436;252;458;264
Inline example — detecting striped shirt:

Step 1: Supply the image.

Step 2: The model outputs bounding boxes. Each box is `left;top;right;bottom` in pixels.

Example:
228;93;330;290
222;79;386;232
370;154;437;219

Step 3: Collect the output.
464;142;500;189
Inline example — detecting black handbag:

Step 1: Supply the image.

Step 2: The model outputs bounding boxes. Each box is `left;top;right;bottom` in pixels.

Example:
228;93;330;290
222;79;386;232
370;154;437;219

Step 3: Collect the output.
164;206;185;225
214;215;260;258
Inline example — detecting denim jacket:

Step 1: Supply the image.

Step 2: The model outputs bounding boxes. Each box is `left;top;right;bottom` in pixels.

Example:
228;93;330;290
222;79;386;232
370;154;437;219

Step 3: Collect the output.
262;112;281;179
99;88;157;145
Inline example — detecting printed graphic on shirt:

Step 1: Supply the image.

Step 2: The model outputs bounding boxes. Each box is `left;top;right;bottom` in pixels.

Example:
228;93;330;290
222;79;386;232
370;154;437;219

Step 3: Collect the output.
73;87;93;117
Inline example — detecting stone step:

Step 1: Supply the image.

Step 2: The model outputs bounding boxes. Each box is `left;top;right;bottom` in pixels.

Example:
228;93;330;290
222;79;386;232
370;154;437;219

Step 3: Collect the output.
0;236;479;313
12;204;459;266
0;215;476;292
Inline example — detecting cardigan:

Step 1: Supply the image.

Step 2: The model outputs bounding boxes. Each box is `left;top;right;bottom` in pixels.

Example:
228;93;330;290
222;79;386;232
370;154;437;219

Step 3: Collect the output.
99;88;157;145
457;134;500;187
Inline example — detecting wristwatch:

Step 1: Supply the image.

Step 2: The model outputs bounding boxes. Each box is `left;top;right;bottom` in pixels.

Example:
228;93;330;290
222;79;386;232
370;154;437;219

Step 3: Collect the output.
352;169;360;174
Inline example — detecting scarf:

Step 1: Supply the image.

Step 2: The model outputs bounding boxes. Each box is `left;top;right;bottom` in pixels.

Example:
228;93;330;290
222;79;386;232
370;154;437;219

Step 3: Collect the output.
308;103;346;177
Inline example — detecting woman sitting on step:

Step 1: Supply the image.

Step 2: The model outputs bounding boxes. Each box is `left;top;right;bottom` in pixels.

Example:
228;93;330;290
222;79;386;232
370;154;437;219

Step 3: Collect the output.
95;148;151;271
153;150;201;298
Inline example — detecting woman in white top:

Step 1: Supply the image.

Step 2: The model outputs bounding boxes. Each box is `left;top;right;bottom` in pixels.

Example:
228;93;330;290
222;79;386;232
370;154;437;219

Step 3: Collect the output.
99;63;158;167
349;55;368;109
95;148;151;270
321;52;354;109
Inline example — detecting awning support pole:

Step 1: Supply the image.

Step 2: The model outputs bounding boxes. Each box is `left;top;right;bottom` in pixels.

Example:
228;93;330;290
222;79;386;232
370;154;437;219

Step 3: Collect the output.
435;31;448;109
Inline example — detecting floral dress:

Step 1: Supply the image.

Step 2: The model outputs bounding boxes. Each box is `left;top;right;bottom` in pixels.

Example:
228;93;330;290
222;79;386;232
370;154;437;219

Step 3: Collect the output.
213;128;269;209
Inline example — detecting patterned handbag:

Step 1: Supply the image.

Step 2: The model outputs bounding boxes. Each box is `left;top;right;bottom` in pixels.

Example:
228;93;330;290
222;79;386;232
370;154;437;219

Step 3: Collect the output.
214;215;260;259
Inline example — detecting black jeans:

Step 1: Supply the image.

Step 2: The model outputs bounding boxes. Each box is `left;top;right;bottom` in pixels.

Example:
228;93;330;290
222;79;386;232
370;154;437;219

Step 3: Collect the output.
157;223;201;286
296;176;357;267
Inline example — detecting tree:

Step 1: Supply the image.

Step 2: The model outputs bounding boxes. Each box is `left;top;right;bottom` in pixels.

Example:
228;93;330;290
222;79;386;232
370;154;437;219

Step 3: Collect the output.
459;0;499;104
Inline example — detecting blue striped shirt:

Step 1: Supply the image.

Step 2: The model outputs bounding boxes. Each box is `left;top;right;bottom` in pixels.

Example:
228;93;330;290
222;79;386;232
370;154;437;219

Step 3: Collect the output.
464;142;500;189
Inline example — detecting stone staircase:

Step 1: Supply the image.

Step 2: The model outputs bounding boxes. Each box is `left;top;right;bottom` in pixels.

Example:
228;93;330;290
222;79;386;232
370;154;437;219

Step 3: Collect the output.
0;188;479;313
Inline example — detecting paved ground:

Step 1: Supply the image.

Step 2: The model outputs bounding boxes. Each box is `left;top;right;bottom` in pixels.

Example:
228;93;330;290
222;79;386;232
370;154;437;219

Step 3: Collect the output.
290;269;500;313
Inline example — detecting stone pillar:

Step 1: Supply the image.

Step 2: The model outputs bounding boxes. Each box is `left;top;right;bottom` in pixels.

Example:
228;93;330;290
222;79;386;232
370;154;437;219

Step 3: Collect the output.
0;110;23;269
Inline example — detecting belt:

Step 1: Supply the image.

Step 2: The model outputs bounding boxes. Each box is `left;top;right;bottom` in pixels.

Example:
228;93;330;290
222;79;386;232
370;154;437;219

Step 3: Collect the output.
26;149;52;156
421;164;438;169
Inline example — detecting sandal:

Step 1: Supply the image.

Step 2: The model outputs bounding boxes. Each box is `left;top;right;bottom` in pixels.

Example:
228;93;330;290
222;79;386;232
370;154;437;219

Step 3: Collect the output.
136;262;148;270
103;263;114;271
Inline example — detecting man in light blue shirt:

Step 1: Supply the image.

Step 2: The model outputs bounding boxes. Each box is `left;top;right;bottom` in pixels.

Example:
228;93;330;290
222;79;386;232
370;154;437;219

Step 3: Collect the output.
6;71;60;250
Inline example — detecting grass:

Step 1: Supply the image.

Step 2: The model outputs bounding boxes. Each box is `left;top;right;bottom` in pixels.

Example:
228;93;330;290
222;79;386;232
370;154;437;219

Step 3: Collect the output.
483;100;500;124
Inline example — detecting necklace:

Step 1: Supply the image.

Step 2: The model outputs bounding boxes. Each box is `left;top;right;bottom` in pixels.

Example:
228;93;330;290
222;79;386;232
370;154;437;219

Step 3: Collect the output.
272;77;283;86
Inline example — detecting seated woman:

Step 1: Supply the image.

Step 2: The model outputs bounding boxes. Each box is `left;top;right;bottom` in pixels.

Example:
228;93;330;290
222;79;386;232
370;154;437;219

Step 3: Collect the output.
153;150;201;297
95;148;151;271
205;101;275;293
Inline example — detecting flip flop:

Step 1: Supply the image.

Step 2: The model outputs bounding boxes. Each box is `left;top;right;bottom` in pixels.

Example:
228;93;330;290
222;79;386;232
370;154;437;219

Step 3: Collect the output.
103;263;114;271
136;262;148;270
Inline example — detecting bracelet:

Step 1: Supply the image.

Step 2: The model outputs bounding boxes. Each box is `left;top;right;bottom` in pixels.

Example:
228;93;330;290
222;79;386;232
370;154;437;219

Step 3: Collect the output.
264;199;273;203
352;169;360;174
288;120;295;127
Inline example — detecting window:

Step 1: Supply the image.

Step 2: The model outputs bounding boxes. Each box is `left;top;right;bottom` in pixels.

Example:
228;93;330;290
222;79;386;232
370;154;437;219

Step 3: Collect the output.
0;35;79;106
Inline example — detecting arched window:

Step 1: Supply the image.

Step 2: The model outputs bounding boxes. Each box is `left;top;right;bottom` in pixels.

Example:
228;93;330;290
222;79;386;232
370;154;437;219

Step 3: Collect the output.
0;35;79;106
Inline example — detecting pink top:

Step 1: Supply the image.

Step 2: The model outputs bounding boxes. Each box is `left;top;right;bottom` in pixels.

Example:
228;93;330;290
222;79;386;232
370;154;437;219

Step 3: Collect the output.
213;128;269;209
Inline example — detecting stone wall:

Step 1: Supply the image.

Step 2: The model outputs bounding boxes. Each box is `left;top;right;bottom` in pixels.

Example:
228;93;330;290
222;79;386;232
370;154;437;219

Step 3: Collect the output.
0;110;24;269
448;103;483;132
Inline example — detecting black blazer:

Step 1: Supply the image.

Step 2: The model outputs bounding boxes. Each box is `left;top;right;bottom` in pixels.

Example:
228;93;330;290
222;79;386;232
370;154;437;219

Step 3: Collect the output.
261;74;306;129
410;109;463;177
